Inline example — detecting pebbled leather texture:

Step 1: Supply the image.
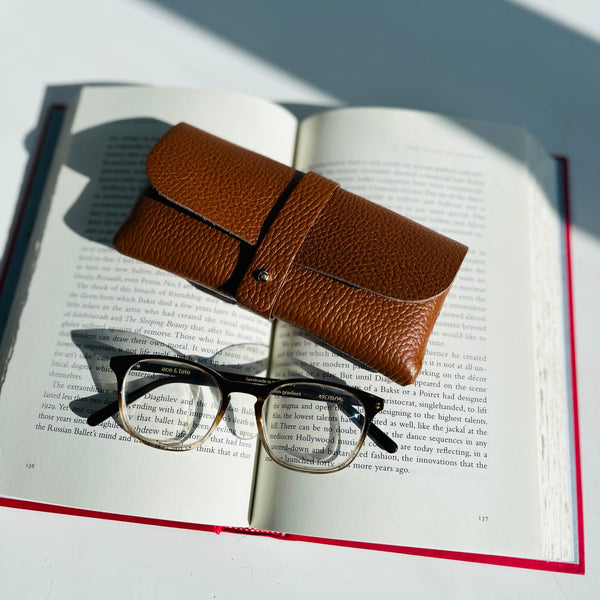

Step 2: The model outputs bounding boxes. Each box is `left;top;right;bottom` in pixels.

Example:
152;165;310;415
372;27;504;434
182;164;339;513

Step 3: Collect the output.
114;123;468;385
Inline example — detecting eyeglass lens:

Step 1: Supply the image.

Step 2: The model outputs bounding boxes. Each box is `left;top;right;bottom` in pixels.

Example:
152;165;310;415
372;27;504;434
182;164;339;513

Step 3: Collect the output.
122;359;223;448
262;383;367;472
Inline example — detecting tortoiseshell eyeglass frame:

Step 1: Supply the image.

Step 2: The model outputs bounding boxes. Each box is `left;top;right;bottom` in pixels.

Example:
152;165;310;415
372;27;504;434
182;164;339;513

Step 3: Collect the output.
87;354;398;473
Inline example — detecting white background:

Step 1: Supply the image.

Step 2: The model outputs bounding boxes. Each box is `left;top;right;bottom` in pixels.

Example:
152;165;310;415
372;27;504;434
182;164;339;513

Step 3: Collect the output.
1;0;598;597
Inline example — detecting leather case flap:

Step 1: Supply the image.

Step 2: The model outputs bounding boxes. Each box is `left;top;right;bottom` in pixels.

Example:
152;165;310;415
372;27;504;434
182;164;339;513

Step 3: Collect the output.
295;188;467;302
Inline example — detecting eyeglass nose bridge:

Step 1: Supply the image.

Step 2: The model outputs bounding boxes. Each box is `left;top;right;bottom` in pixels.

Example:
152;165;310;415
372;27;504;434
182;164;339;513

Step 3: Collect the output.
218;385;266;442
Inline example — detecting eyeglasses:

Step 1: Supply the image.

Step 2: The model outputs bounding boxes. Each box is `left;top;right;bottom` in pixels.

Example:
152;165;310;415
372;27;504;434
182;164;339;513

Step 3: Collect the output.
87;354;397;473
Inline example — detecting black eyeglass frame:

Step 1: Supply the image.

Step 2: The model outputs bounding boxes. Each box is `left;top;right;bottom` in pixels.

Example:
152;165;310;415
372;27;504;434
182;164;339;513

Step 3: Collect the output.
87;354;398;473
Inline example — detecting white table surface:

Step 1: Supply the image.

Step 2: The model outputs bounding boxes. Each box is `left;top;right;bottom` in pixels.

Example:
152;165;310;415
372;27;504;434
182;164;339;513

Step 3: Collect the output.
1;1;599;597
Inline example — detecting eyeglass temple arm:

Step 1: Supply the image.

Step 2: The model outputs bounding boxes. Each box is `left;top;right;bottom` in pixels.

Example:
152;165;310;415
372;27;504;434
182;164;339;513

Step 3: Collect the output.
339;402;397;454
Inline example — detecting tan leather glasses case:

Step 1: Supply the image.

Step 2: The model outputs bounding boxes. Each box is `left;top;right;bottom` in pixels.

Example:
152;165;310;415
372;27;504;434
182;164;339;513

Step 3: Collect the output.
113;123;468;385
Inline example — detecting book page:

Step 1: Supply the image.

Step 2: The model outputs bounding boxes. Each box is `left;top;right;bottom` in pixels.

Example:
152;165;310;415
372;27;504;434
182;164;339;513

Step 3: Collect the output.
251;107;573;561
525;137;576;562
0;86;297;526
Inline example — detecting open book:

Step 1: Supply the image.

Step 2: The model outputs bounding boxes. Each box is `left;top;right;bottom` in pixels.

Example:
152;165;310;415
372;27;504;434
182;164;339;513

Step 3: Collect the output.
0;86;583;572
